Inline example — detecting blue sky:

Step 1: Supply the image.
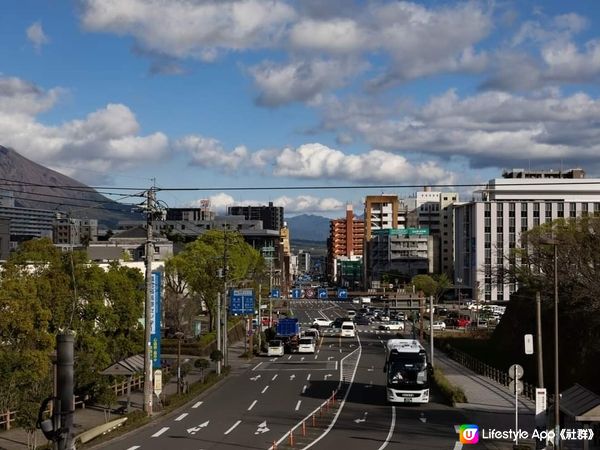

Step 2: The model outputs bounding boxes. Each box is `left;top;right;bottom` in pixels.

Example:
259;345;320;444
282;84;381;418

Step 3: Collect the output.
3;1;600;217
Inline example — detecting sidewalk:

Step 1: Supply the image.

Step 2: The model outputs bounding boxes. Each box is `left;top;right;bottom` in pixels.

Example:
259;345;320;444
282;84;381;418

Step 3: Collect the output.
0;340;253;450
435;350;537;450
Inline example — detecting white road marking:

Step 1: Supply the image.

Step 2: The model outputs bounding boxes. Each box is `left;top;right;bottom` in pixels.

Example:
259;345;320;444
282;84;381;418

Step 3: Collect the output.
192;401;203;409
295;400;302;411
224;420;242;435
261;385;269;394
175;413;188;421
255;420;270;435
453;443;463;450
287;355;292;360
126;447;140;450
314;354;318;360
186;421;209;435
302;385;307;394
152;427;169;437
300;357;305;361
376;406;396;450
290;374;296;380
248;400;258;411
306;374;311;381
252;362;263;371
272;374;278;381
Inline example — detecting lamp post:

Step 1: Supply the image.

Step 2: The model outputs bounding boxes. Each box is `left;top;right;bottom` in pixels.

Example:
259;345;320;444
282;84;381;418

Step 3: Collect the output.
541;237;560;449
174;331;185;394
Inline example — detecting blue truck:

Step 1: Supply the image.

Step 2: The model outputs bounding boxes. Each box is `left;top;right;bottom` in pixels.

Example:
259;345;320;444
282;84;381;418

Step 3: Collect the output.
275;318;300;353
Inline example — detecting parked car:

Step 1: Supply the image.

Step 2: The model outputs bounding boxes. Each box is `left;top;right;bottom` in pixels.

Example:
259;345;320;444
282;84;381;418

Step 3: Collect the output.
380;321;404;331
298;337;316;354
267;339;284;357
312;318;333;327
333;317;349;328
431;321;447;331
457;316;471;328
347;310;357;319
303;328;320;339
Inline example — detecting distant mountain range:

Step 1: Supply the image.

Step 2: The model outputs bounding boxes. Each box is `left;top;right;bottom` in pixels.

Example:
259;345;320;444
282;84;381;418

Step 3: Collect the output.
286;214;330;243
0;146;142;228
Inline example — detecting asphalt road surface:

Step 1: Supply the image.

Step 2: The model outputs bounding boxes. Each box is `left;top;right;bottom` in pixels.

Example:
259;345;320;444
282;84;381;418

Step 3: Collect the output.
100;300;469;450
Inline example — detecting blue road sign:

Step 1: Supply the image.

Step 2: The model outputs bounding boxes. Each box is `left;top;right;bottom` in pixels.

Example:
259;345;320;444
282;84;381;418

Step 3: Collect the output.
270;288;280;298
337;288;348;299
291;288;302;299
318;288;328;299
230;289;255;315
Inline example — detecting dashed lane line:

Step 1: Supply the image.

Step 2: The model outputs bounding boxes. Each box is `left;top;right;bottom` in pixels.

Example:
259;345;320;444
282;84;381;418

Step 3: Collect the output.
261;385;270;394
192;401;203;408
151;427;169;437
174;413;188;421
224;420;242;435
295;400;302;411
248;400;258;411
272;374;278;381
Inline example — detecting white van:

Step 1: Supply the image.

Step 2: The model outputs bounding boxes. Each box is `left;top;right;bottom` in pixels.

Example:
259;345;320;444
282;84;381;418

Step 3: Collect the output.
267;339;284;357
341;321;356;338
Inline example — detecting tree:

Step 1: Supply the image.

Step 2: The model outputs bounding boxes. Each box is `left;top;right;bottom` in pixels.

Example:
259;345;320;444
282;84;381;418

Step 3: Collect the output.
165;230;264;331
410;273;452;303
95;382;117;423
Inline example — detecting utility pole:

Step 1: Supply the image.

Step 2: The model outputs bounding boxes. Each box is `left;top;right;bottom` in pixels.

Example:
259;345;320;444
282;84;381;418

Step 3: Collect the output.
553;243;560;450
535;291;544;388
429;295;434;368
56;333;74;450
216;292;221;375
222;225;229;367
257;283;262;353
143;187;155;416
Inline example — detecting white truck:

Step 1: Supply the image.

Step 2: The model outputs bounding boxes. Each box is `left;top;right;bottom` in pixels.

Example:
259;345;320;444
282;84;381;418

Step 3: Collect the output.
384;339;431;404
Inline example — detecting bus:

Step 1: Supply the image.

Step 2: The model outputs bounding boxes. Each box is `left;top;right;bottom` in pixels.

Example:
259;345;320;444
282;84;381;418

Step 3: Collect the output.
384;339;431;404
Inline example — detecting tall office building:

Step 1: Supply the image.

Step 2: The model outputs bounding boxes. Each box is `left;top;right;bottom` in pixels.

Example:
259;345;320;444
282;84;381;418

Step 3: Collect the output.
327;204;365;283
454;168;600;302
228;202;284;231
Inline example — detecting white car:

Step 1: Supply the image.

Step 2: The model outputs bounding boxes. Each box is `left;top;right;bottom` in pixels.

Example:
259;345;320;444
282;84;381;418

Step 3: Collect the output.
341;321;356;337
298;337;316;354
380;321;404;331
312;318;333;327
267;339;284;357
431;321;446;331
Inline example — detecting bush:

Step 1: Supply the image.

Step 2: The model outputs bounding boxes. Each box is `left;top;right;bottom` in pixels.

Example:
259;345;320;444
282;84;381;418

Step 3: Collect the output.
432;367;468;405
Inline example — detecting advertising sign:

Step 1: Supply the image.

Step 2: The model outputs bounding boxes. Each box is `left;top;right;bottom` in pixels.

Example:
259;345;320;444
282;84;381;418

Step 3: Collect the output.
150;271;162;369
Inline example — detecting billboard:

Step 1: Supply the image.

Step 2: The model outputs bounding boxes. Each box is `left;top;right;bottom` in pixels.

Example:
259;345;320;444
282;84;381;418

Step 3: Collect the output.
150;271;162;369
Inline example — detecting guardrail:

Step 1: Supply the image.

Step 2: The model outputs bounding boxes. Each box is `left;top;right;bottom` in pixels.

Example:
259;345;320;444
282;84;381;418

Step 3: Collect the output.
445;346;536;401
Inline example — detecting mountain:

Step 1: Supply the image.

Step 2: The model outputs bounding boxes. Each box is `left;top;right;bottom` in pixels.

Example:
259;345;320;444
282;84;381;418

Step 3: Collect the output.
0;146;143;228
286;214;330;243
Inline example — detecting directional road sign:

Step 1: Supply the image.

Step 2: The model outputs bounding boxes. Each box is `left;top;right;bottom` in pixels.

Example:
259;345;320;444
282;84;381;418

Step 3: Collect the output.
509;380;524;395
337;288;348;299
318;288;328;299
270;288;280;298
230;289;254;315
291;288;302;299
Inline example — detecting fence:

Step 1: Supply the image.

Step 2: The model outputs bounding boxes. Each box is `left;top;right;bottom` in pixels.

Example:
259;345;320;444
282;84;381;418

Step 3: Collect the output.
446;346;536;401
0;395;87;431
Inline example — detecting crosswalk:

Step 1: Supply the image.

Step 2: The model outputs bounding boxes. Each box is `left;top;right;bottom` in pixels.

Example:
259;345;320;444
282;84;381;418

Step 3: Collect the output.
299;323;403;335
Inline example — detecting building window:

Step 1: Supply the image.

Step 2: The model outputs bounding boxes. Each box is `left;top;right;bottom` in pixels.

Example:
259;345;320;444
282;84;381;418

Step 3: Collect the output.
570;203;577;218
557;202;564;218
545;203;552;218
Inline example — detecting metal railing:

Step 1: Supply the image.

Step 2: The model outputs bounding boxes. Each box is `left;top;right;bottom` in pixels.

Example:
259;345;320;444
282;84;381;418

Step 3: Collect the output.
0;395;86;431
445;346;536;401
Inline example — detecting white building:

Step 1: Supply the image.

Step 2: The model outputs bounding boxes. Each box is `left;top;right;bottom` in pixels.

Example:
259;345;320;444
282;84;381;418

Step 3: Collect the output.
454;168;600;302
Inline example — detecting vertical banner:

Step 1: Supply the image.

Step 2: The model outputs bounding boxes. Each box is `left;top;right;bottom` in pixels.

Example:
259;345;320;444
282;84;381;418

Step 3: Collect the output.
150;271;162;369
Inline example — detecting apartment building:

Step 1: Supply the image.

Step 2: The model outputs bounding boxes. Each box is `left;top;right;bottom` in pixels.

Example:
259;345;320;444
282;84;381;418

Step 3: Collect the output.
228;202;284;231
327;204;365;283
454;168;600;302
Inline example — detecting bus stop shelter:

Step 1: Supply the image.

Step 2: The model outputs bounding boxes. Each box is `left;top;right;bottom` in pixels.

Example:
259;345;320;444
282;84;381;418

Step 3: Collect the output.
100;354;144;413
559;384;600;450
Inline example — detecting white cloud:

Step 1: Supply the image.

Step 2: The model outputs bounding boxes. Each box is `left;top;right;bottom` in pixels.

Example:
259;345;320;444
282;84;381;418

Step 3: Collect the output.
250;58;366;106
79;0;296;61
176;135;250;172
273;143;455;184
0;76;168;182
289;18;367;54
318;89;600;169
201;192;344;214
26;21;49;51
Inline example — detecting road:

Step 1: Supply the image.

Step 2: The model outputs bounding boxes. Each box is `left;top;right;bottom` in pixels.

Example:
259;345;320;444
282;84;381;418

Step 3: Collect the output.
100;300;468;450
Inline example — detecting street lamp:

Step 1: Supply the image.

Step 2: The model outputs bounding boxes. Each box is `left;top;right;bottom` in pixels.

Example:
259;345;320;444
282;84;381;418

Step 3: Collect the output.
174;331;185;394
541;237;560;449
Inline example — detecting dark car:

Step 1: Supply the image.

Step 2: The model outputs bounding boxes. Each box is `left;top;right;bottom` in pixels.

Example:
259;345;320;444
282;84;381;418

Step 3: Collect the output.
332;317;349;328
354;316;370;325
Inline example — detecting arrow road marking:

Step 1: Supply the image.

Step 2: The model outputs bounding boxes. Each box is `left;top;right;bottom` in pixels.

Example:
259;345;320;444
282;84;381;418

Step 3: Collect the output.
255;421;270;435
250;375;261;381
419;413;427;423
175;413;188;421
187;421;209;435
300;357;305;361
192;401;203;409
324;374;332;380
290;374;296;380
224;420;242;435
152;427;169;437
328;356;334;360
270;358;277;362
354;412;368;424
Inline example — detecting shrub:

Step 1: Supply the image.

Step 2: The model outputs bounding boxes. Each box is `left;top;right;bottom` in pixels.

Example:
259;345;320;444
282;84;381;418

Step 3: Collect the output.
432;367;468;405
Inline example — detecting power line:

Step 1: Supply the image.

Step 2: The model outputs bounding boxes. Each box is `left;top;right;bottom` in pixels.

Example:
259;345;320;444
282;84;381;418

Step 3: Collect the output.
154;180;600;192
